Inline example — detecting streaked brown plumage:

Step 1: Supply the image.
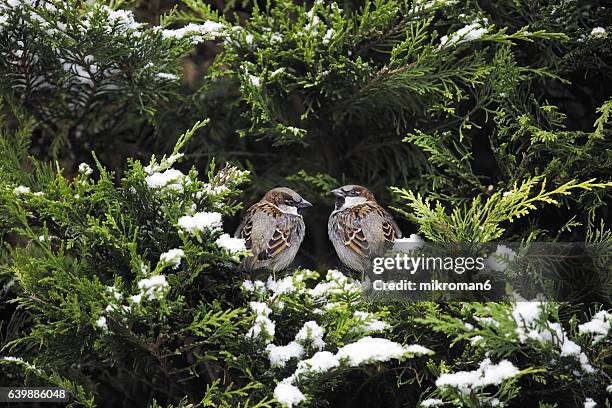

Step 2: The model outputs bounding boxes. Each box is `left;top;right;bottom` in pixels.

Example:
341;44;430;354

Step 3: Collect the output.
328;185;402;274
235;187;312;274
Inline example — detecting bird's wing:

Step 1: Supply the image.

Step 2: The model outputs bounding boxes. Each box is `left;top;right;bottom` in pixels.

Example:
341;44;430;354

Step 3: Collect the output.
236;202;276;258
258;211;303;261
236;202;301;262
333;205;370;258
336;202;401;258
379;206;402;243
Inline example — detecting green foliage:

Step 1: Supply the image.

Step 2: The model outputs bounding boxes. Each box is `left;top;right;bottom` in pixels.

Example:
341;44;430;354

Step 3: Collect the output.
392;177;612;243
412;301;612;407
0;0;193;160
0;123;264;406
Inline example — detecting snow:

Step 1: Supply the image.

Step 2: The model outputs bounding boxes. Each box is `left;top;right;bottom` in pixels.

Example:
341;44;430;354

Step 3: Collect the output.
336;337;410;366
1;356;24;363
470;335;484;345
590;27;606;38
310;281;332;298
61;60;95;86
256;281;267;292
393;234;426;251
178;211;223;234
435;358;520;395
246;315;275;342
247;301;275;341
14;185;31;195
512;302;542;327
101;6;141;32
396;234;424;243
559;339;581;357
475;316;498;327
584;398;597;408
578;310;611;343
157;72;179;80
294;351;340;376
136;275;169;300
95;316;108;329
273;383;306;408
266;341;305;367
304;16;322;34
106;285;123;301
327;269;348;282
267;32;283;44
439;22;487;48
352;311;388;333
266;330;432;402
215;234;246;253
161;21;226;43
249;301;272;316
420;399;443;407
295;321;326;349
486;244;517;271
267;275;298;296
145;168;186;191
78;162;93;176
507;303;596;371
579;352;595;373
144;162;162;175
248;74;261;87
310;269;361;299
322;28;335;44
270;68;285;78
405;344;434;355
243;279;266;294
159;248;184;269
200;183;229;196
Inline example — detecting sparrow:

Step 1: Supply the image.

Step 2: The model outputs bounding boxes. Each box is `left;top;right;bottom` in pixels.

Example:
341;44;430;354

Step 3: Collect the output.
328;185;402;275
235;187;312;275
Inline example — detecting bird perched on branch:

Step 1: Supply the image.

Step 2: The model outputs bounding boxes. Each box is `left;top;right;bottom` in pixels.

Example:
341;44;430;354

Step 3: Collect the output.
328;185;401;275
235;187;312;275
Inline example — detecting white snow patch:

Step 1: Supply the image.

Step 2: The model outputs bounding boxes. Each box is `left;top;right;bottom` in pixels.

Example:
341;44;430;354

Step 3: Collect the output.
159;248;184;269
435;358;520;395
215;234;246;253
178;212;222;234
266;342;305;367
273;383;305;408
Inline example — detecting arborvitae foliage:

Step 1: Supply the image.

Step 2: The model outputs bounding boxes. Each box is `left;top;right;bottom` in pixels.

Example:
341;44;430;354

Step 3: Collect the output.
1;0;611;407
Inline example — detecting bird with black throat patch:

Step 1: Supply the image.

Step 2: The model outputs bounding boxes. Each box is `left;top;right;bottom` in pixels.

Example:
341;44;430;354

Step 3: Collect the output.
235;187;312;276
328;185;402;276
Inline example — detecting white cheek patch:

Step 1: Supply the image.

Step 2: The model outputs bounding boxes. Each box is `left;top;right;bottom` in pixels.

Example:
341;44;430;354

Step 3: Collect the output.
277;204;299;215
341;196;367;209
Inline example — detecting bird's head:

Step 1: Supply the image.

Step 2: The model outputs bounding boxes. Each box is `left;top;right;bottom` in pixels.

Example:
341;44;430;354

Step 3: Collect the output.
331;185;376;210
263;187;312;214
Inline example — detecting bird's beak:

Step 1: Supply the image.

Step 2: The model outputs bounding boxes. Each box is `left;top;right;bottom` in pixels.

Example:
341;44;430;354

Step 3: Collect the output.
297;199;313;209
331;189;344;198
